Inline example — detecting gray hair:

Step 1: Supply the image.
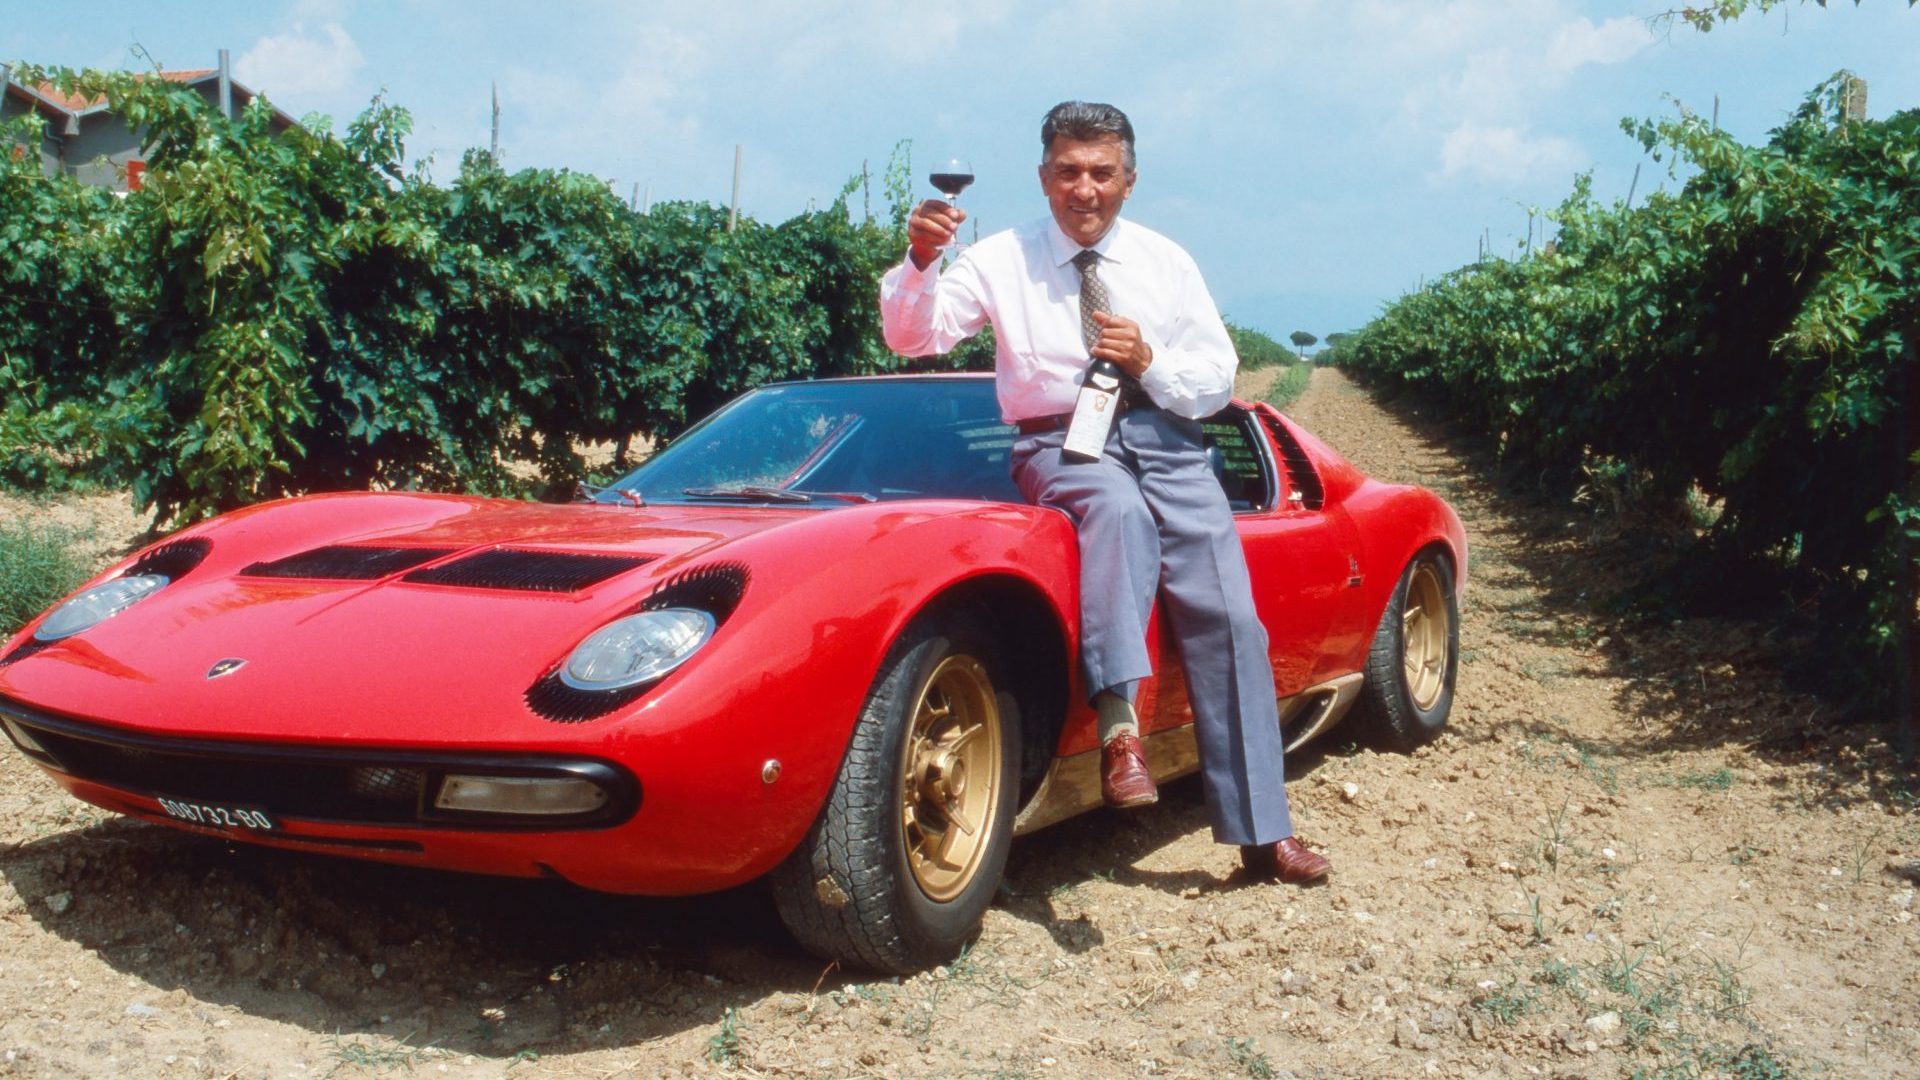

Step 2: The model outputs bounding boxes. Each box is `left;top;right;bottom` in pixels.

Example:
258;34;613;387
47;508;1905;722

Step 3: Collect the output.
1040;101;1136;173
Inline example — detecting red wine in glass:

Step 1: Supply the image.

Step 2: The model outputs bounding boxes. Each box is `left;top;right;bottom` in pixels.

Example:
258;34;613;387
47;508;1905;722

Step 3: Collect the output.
930;160;974;201
929;157;974;250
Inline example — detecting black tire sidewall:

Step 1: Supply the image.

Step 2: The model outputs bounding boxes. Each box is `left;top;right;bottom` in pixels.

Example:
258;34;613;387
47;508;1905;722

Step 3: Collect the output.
1391;554;1457;737
876;620;1021;963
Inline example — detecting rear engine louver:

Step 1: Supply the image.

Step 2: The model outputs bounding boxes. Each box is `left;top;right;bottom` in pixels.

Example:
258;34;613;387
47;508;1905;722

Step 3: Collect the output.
402;550;654;593
1259;413;1326;510
244;545;457;580
526;562;751;723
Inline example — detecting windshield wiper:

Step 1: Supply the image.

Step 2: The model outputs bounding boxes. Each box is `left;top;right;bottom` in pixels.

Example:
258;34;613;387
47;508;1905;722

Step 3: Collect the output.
682;486;813;503
574;480;646;507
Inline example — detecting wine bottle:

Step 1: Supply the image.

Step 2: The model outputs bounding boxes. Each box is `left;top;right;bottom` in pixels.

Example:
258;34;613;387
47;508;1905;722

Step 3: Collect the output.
1061;359;1124;462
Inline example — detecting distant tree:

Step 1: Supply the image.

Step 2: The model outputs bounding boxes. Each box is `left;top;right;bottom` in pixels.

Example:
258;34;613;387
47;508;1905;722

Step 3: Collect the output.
1324;332;1351;347
1289;330;1318;359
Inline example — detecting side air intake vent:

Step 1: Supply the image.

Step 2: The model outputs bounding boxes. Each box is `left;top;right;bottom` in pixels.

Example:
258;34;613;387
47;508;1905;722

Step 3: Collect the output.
403;550;653;593
245;546;457;580
526;562;751;723
1259;413;1325;511
129;538;213;580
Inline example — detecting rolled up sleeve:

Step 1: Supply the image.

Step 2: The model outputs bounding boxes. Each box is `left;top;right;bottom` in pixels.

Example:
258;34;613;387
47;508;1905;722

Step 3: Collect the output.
1136;255;1237;419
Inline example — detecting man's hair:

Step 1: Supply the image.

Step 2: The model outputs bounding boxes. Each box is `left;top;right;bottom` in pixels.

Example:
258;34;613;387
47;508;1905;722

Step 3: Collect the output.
1040;101;1136;173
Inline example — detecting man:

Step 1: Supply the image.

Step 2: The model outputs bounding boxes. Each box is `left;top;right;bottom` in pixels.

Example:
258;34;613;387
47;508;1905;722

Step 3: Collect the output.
879;101;1329;884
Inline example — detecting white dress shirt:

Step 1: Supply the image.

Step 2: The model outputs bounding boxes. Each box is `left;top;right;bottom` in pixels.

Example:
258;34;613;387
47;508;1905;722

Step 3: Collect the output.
879;216;1239;423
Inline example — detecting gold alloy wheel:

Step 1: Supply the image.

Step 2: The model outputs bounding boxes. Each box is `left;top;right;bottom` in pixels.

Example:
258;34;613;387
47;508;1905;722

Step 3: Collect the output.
1402;562;1451;712
899;654;1003;903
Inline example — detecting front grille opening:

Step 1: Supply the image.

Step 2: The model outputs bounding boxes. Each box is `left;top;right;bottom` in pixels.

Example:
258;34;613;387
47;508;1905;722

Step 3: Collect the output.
244;546;457;581
402;550;653;593
0;706;637;830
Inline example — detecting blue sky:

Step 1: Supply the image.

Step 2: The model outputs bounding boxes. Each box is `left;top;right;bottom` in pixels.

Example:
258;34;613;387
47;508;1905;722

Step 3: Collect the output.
7;1;1916;340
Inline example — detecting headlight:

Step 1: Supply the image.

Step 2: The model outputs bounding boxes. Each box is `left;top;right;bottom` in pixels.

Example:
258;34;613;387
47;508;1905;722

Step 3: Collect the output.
559;608;716;691
33;574;170;642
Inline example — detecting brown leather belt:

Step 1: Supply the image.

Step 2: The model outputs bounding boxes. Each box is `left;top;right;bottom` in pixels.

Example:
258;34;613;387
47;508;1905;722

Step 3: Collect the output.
1015;414;1070;435
1014;393;1155;435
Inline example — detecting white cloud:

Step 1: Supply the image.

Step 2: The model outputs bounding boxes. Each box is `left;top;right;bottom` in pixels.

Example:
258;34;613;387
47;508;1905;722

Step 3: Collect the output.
1436;123;1585;182
1547;16;1654;73
234;22;367;98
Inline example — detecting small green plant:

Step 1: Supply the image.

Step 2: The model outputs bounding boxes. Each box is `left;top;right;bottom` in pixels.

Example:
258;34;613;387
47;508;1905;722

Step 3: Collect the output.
326;1031;437;1073
1472;979;1539;1024
1225;1036;1275;1079
0;519;93;636
705;1007;744;1067
1677;767;1737;792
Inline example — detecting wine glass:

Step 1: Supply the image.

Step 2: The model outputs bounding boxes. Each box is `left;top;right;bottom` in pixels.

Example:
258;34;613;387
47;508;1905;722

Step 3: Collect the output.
928;157;974;253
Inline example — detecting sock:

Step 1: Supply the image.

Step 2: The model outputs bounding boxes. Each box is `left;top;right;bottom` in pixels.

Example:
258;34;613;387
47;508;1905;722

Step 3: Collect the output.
1095;690;1139;744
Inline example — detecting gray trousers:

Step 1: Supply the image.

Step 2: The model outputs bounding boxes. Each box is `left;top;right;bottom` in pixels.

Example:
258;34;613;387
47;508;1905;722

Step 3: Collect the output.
1011;407;1295;846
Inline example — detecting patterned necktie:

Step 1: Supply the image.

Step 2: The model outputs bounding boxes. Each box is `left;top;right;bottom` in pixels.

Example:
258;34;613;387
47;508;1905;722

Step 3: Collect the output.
1073;249;1109;351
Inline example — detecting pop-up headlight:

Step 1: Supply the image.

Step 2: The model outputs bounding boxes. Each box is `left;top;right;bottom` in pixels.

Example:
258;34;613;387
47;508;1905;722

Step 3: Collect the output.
33;574;170;642
559;608;715;691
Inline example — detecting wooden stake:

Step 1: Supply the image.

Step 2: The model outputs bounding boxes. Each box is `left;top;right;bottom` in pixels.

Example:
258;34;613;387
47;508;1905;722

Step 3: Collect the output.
728;144;742;233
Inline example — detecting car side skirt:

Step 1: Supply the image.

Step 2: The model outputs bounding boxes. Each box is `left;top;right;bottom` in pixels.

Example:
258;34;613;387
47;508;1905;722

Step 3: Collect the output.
1012;672;1363;835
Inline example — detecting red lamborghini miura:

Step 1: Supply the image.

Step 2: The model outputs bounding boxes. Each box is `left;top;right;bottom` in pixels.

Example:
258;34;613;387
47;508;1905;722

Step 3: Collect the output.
0;375;1463;972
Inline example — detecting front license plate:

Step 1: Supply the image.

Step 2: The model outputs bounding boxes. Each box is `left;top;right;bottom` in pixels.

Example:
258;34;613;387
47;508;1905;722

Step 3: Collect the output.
155;795;277;832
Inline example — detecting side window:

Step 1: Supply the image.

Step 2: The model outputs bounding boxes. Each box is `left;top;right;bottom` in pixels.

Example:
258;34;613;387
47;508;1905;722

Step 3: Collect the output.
1201;410;1275;512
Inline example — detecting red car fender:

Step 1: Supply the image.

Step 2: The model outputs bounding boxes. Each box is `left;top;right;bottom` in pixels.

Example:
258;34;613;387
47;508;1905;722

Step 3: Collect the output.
562;500;1080;890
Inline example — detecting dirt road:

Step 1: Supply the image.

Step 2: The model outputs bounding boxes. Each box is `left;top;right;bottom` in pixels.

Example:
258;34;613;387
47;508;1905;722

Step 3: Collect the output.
1;368;1914;1078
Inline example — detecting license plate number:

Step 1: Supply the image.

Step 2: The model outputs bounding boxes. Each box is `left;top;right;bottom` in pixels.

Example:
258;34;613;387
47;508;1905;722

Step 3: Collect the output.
156;796;276;831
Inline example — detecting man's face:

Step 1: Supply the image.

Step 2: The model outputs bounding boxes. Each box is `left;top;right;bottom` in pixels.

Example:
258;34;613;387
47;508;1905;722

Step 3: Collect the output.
1038;134;1135;248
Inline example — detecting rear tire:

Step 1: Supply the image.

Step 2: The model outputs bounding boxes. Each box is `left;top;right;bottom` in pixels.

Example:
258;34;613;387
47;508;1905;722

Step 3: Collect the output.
771;610;1021;974
1351;552;1457;750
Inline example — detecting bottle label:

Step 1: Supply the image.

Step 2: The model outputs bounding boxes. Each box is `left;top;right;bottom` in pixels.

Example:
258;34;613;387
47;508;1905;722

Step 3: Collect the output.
1063;384;1119;460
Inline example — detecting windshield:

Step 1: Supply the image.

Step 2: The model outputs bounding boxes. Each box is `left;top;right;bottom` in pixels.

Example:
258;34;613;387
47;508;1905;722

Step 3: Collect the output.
599;379;1023;506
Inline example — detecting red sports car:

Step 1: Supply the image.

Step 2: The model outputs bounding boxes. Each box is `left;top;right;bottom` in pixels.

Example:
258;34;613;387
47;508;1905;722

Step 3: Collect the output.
0;375;1463;973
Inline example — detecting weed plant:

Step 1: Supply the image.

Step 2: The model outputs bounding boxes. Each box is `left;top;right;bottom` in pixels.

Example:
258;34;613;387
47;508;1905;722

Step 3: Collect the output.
0;519;91;635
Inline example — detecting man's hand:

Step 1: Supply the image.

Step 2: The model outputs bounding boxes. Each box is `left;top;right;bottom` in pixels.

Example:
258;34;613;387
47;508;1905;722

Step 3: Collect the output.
907;199;966;269
1090;311;1153;379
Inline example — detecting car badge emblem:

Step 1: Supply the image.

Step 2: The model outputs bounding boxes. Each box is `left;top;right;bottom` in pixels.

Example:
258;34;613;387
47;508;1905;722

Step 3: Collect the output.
206;658;248;680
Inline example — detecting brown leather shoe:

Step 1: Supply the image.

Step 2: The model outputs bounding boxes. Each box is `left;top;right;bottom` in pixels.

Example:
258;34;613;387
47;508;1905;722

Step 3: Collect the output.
1100;732;1158;808
1240;836;1331;884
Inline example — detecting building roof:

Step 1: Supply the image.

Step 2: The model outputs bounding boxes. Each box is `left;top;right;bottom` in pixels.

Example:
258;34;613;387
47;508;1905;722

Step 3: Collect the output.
4;67;298;130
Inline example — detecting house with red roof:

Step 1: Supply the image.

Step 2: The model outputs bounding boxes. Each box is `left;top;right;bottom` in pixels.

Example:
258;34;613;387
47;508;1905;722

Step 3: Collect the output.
2;50;298;192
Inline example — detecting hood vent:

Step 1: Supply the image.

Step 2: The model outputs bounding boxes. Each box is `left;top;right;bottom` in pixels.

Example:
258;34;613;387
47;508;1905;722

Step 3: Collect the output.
402;550;653;594
244;545;458;581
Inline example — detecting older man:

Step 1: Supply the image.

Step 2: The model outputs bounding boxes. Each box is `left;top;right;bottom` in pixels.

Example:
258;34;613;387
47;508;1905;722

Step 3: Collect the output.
878;101;1329;883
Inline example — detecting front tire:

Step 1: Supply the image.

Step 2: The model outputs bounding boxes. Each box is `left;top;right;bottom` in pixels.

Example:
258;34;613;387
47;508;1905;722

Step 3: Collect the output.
771;610;1021;974
1351;552;1458;750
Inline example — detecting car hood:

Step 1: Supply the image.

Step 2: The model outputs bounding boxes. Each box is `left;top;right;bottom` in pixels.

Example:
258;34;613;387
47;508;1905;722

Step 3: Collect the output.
0;495;979;749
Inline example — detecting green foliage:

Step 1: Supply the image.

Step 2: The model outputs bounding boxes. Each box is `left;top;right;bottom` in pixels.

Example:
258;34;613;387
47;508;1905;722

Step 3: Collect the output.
1665;0;1911;33
1226;321;1301;369
1288;330;1318;353
1342;74;1920;709
0;519;92;635
0;68;945;518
